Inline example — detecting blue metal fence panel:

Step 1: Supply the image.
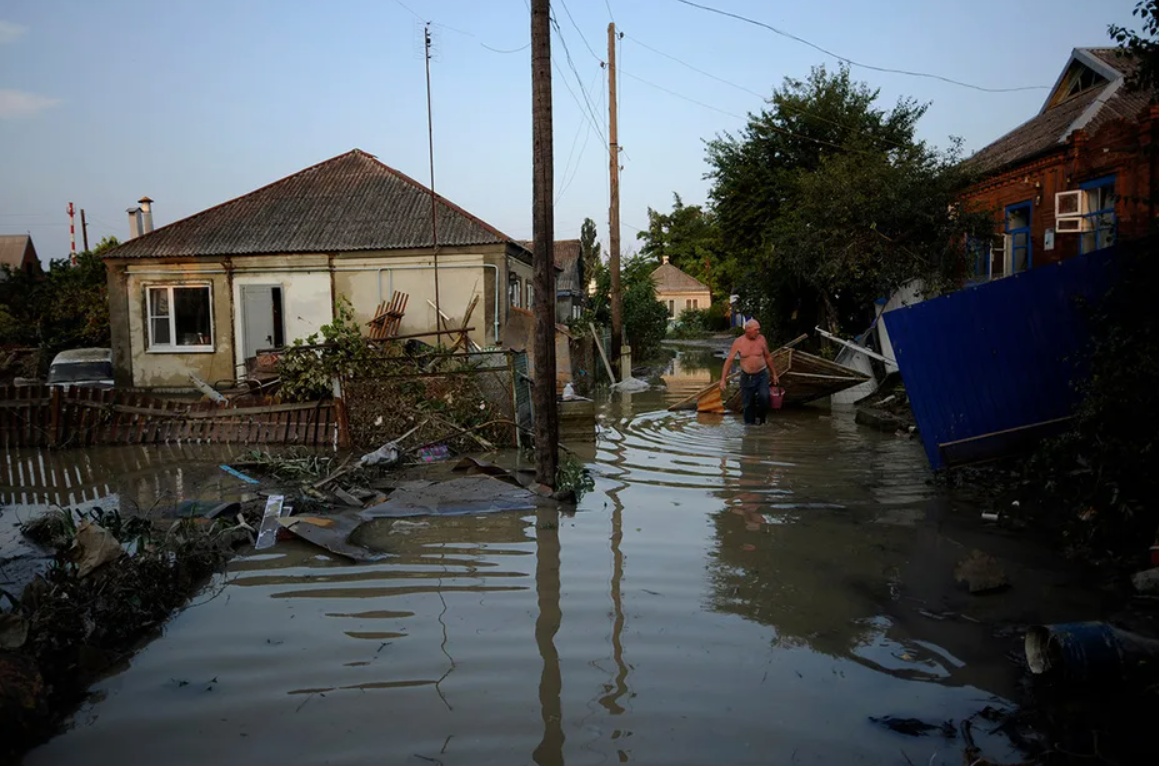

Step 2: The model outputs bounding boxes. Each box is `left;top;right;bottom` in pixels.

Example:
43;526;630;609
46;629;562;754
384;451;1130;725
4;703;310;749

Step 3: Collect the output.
883;246;1119;469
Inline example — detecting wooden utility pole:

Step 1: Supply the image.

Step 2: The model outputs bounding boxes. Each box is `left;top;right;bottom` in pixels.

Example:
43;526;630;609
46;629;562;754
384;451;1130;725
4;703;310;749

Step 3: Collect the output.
80;208;89;252
424;23;441;329
607;23;622;378
531;0;559;486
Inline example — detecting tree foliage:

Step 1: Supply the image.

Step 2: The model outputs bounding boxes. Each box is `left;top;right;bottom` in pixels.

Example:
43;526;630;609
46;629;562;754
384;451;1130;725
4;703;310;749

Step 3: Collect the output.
582;252;669;361
579;217;600;294
637;194;727;299
701;64;989;340
1109;0;1159;98
0;236;117;360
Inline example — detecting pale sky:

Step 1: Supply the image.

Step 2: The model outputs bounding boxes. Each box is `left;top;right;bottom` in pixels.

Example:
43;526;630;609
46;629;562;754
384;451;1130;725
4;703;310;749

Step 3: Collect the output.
0;0;1141;264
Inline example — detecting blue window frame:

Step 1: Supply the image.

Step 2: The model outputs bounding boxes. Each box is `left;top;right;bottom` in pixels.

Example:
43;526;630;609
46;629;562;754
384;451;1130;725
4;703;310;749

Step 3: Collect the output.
1004;200;1033;273
1080;175;1116;254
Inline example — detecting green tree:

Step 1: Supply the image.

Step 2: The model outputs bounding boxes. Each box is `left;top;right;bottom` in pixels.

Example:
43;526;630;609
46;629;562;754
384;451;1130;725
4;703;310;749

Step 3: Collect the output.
584;252;669;360
0;236;117;357
579;217;601;294
1110;0;1159;97
703;64;986;340
637;194;727;299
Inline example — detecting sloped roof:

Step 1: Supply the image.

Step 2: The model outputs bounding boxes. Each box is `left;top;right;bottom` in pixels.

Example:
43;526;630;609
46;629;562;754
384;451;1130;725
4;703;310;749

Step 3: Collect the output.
519;239;580;292
651;260;709;294
967;48;1149;176
106;149;524;258
0;235;36;271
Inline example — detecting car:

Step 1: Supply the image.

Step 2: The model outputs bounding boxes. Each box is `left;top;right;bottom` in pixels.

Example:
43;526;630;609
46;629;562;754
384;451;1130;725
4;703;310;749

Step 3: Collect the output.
47;348;115;389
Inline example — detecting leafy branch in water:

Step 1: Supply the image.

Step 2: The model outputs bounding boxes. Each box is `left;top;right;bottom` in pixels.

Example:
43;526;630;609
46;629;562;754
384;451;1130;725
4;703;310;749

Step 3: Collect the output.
555;454;595;501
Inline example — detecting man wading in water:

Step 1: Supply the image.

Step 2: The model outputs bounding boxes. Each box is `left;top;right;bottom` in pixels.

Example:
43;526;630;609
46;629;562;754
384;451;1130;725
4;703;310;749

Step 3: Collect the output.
720;319;780;425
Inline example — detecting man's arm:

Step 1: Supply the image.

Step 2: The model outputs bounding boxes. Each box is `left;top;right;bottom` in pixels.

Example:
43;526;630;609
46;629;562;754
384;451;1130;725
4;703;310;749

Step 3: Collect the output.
720;342;739;390
762;339;780;386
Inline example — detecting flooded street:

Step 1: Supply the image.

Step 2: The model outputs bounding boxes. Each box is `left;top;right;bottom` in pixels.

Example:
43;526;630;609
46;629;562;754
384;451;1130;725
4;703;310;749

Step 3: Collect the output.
11;356;1097;766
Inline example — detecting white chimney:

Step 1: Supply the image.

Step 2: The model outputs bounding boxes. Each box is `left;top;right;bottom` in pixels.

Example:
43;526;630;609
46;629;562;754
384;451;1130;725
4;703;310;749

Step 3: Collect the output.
126;206;143;239
139;196;154;234
662;255;670;264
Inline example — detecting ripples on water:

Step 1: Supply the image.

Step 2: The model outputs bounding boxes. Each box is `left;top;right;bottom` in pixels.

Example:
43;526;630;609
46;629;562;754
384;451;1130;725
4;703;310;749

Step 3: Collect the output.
23;385;1022;766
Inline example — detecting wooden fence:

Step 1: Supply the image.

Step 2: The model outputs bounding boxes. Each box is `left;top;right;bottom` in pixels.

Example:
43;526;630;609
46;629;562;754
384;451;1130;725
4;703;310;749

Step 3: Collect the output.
0;385;340;449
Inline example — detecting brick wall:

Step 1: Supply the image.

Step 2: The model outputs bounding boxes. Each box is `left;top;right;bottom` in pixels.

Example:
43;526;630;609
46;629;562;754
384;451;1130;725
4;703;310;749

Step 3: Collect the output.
961;105;1159;270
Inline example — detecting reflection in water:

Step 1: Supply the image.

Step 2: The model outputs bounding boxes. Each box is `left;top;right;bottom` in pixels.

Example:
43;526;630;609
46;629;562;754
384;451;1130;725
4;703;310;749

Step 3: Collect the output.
25;381;1042;766
533;508;564;766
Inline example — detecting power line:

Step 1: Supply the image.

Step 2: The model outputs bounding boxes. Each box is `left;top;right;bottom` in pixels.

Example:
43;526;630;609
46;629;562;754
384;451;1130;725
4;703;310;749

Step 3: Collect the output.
623;33;911;152
559;0;604;64
604;0;616;23
673;0;1049;94
621;69;743;119
481;41;530;54
551;16;609;148
392;0;425;22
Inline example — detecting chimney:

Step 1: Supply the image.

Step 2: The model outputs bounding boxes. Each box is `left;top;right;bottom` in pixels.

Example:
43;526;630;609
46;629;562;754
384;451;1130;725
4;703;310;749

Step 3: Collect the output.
139;197;154;234
662;255;670;265
126;206;143;239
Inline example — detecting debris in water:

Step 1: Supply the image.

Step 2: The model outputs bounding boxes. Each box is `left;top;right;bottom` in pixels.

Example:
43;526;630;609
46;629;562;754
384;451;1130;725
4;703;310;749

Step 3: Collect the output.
868;716;955;738
255;495;286;550
954;549;1010;594
0;612;29;649
73;521;123;578
220;465;260;484
360;476;542;519
279;516;382;562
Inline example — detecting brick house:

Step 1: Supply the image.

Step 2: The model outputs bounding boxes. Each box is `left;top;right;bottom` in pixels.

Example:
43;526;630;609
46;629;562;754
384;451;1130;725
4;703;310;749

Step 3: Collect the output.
961;47;1158;278
0;235;43;280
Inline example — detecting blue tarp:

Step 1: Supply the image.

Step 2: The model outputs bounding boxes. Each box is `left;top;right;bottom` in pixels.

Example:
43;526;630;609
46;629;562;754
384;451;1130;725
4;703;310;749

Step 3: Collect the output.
883;246;1120;469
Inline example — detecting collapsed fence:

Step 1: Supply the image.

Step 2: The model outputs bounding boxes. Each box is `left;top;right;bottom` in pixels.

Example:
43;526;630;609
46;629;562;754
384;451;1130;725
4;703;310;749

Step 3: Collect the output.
0;385;339;449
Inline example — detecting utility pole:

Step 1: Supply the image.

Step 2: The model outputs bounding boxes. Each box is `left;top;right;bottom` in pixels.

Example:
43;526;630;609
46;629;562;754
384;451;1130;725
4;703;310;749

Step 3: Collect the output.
424;22;441;331
531;0;559;486
607;23;622;378
80;208;89;252
68;202;76;266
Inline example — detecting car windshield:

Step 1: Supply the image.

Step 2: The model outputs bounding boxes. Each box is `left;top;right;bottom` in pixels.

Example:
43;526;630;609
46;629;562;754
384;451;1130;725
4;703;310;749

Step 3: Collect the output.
48;361;114;384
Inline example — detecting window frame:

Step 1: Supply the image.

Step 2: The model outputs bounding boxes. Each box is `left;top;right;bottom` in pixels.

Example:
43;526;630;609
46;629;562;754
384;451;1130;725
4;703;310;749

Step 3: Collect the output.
1004;200;1033;274
1079;175;1116;255
145;283;215;353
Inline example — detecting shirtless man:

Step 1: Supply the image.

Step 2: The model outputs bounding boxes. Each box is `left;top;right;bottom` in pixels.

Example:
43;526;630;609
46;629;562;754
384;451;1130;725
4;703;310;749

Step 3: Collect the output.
720;319;780;424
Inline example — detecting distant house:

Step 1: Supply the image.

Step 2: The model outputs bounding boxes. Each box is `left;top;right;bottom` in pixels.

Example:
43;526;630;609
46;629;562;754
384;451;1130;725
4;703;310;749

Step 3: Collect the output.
518;239;584;323
961;47;1158;278
0;235;43;280
652;255;711;320
102;149;534;390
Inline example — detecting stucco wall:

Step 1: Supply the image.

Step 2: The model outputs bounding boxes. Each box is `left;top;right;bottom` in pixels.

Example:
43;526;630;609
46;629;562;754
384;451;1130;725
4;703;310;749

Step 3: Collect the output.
124;262;235;389
657;289;712;318
333;250;497;346
231;255;333;366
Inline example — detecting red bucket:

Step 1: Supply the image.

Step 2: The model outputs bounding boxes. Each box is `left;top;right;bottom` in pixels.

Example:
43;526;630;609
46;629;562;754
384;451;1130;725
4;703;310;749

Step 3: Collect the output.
770;387;785;410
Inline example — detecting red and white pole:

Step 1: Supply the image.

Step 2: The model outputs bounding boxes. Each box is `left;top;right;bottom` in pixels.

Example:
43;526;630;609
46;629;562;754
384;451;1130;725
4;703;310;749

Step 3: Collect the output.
68;202;76;265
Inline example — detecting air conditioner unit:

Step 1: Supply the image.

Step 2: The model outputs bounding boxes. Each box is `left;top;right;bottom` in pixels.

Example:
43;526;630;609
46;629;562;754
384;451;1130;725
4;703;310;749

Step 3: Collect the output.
1056;189;1088;218
1056;216;1090;233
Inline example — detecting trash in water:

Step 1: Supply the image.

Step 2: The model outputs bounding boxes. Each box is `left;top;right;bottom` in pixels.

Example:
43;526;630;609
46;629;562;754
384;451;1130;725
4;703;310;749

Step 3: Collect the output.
980;511;1000;522
868;716;956;738
333;487;365;508
1025;621;1159;682
360;476;541;519
417;445;451;463
279;516;383;562
255;495;286;550
954;549;1009;594
453;456;534;487
74;521;123;578
612;376;650;392
0;613;29;650
220;465;260;484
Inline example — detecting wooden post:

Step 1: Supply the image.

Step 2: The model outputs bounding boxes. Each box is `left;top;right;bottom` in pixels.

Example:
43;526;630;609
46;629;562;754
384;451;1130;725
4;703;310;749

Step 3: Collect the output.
48;385;61;448
607;22;622;378
332;377;351;450
531;0;559;486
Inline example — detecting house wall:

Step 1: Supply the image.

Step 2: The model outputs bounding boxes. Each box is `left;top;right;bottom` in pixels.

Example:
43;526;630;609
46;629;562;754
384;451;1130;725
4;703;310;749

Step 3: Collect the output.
121;261;236;390
961;106;1159;272
657;289;712;318
231;254;333;367
333;245;512;347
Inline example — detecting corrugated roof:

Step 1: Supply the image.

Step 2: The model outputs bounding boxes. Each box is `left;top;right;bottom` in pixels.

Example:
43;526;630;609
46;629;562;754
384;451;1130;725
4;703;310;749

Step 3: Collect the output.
967;48;1148;176
0;235;34;270
106;149;522;258
519;239;581;292
651;260;709;293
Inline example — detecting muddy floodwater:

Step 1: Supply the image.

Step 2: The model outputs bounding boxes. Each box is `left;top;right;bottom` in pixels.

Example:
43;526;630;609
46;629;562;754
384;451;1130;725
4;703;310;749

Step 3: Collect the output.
11;353;1099;765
